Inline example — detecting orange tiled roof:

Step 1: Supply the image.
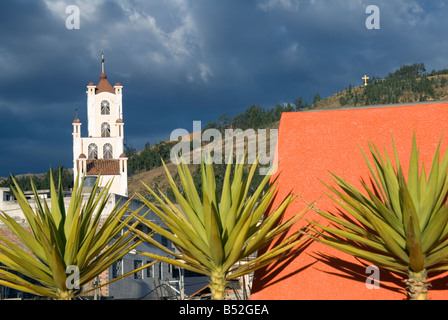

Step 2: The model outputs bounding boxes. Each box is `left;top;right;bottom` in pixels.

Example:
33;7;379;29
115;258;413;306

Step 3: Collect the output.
95;74;115;94
86;159;120;176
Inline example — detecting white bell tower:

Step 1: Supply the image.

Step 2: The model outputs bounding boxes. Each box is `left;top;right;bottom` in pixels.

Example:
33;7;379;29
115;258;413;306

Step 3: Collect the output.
72;54;128;197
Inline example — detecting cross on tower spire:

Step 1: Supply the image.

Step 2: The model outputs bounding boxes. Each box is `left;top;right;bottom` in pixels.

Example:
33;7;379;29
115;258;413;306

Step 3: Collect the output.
101;52;105;74
362;75;370;86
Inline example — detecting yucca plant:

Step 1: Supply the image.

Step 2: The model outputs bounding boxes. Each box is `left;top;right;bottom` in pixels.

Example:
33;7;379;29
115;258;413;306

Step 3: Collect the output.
308;134;448;300
0;172;141;300
129;156;309;300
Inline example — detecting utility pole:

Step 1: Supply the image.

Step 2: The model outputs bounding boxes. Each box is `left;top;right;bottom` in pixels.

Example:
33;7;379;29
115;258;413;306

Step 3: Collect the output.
179;268;185;300
93;275;100;300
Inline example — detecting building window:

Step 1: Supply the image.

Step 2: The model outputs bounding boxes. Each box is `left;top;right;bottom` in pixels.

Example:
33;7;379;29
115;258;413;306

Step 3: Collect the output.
101;100;110;115
146;261;154;278
134;260;143;279
112;259;123;278
167;264;179;278
184;269;204;277
103;143;113;159
158;262;163;280
168;264;180;279
88;143;98;159
134;224;144;242
161;236;169;247
101;122;110;137
172;266;180;279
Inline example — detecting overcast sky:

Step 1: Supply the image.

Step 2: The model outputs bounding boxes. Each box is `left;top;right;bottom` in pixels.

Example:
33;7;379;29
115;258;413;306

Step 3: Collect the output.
0;0;447;176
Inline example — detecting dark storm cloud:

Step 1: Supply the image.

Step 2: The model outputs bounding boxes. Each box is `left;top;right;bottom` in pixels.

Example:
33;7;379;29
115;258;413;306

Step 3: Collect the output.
0;0;448;176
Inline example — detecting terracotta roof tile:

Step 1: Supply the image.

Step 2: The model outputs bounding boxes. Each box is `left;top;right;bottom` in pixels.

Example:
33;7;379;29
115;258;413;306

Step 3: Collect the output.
95;74;115;94
86;159;120;175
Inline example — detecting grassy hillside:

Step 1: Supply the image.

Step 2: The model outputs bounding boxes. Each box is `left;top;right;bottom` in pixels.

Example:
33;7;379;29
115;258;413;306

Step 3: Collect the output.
128;124;279;199
314;66;448;110
314;74;448;110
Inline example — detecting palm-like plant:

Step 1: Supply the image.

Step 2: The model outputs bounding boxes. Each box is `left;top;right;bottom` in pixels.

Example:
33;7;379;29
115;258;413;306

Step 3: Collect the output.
309;135;448;300
0;173;141;300
129;157;309;300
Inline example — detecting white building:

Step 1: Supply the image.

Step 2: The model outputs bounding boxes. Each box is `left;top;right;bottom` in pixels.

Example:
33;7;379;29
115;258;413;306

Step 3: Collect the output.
72;53;128;197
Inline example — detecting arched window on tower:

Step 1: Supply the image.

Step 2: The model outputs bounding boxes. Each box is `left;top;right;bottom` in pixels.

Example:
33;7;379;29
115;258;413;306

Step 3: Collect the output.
101;122;110;137
88;143;98;159
103;143;113;159
101;100;110;115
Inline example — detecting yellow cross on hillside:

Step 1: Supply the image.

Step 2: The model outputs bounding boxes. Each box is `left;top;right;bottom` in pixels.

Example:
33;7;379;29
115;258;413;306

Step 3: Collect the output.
362;75;370;86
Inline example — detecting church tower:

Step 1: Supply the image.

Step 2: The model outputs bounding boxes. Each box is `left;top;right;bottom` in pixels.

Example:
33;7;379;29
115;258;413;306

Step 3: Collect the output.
72;54;128;197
